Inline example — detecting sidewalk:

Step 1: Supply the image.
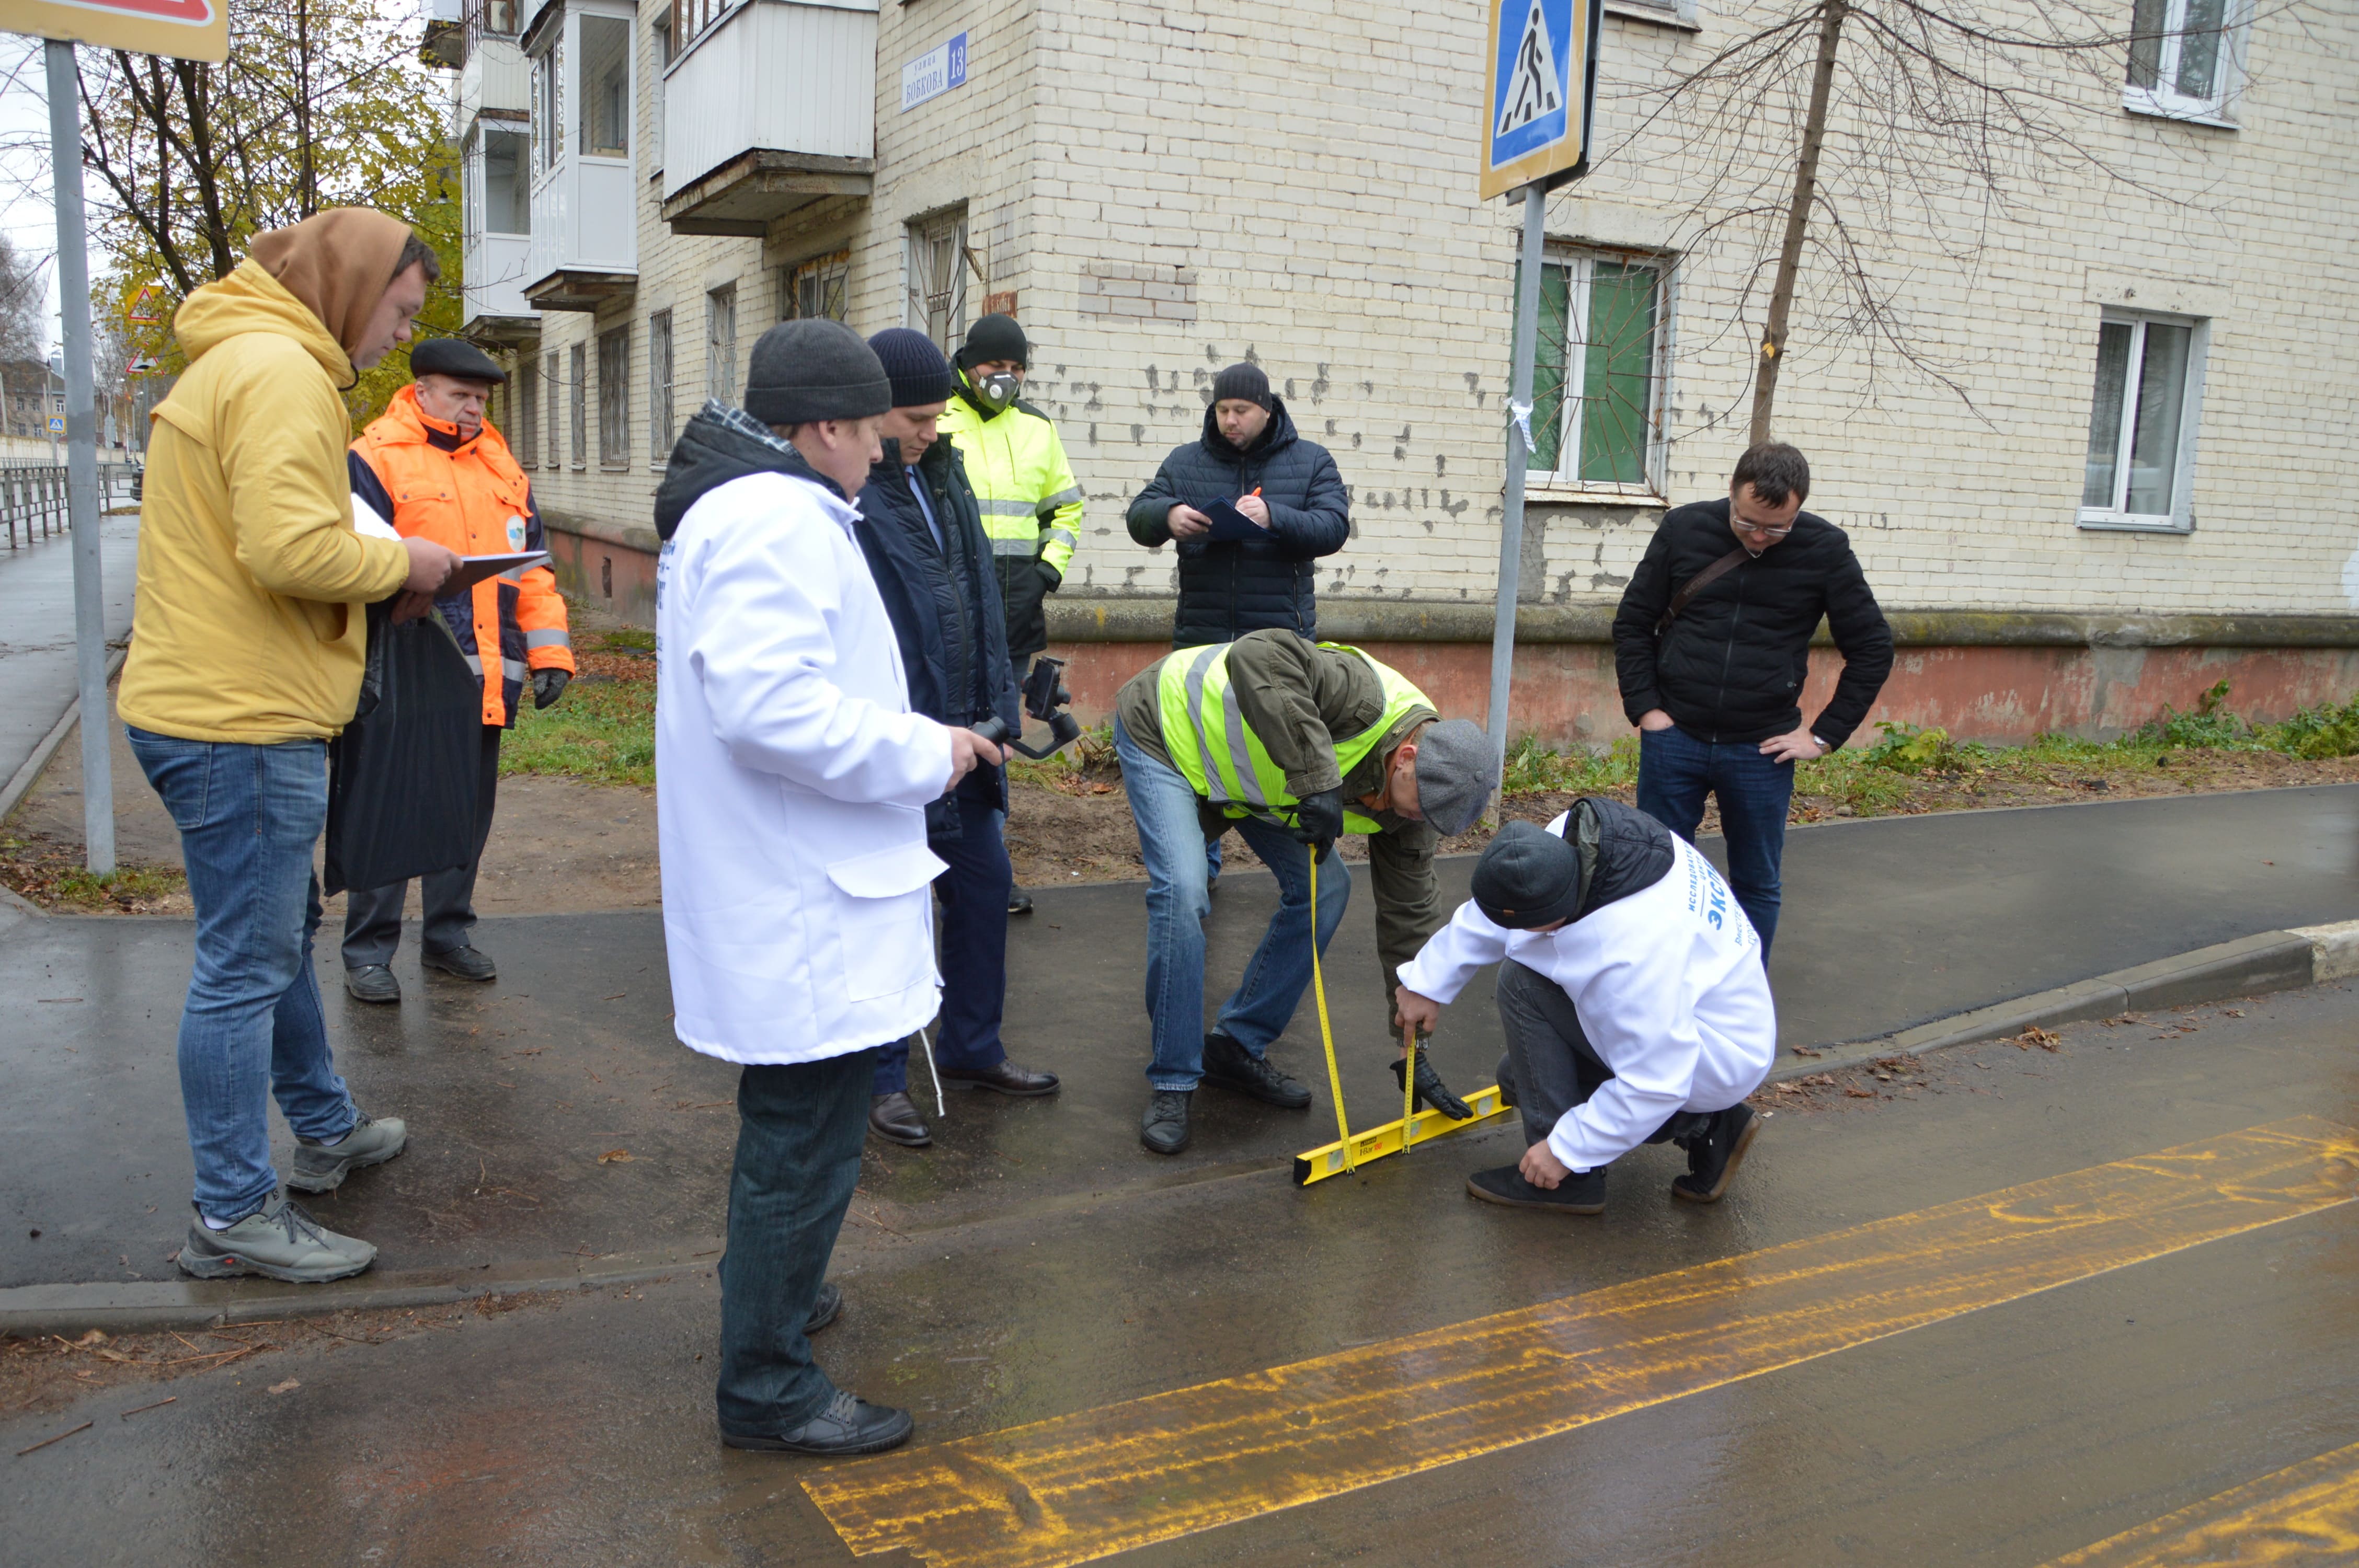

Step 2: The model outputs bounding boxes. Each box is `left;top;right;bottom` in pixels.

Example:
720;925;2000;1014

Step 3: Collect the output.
0;511;140;799
3;782;2353;1294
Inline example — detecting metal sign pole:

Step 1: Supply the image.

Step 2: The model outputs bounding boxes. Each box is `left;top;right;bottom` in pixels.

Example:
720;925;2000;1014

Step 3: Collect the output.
45;38;113;875
1485;180;1549;792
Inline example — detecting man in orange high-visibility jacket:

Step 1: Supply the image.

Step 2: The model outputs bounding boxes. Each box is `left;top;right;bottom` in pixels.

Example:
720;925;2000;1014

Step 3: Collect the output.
342;337;574;1002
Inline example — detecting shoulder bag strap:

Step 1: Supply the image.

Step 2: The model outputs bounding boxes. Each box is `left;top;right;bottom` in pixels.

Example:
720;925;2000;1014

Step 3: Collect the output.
1654;545;1751;637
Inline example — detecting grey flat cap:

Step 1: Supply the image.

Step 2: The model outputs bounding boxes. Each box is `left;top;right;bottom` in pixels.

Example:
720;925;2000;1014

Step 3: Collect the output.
744;318;892;426
1411;718;1496;837
1471;819;1583;929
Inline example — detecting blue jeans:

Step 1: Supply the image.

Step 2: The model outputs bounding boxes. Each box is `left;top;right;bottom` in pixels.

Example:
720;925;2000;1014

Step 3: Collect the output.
873;793;1012;1096
1635;723;1794;953
125;728;359;1225
717;1048;877;1433
1115;718;1350;1090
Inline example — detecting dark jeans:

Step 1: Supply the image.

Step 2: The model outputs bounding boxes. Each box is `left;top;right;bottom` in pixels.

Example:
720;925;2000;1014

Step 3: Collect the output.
873;793;1013;1096
717;1047;879;1434
341;725;502;967
1635;722;1794;953
1494;960;1708;1159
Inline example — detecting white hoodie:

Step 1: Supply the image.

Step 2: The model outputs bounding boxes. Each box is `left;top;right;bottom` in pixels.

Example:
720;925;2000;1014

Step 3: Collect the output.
1395;813;1777;1172
656;468;954;1064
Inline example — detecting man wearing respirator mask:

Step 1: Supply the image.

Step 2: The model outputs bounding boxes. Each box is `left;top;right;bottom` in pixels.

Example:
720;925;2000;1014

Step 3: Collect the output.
937;314;1084;915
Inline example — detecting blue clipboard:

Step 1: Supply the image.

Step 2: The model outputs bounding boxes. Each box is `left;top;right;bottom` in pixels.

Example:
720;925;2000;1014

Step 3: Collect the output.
1198;500;1264;544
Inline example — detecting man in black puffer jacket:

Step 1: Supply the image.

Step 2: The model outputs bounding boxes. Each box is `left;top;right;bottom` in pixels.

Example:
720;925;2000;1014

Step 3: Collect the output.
1611;443;1892;955
1126;363;1350;647
850;330;1061;1149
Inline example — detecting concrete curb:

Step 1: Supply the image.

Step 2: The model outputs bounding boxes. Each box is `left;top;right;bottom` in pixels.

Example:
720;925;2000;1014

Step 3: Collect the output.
6;917;2355;1339
0;645;126;829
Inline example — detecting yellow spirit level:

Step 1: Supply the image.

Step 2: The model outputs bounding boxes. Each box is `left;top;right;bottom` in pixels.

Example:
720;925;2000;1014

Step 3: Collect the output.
1293;1083;1514;1186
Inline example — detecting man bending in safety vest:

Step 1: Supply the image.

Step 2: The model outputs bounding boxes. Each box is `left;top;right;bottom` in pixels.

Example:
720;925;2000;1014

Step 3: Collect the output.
938;314;1082;916
342;338;574;1001
1110;628;1499;1154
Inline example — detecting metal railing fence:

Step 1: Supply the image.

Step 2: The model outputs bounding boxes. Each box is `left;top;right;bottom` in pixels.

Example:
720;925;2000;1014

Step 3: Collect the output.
0;463;139;550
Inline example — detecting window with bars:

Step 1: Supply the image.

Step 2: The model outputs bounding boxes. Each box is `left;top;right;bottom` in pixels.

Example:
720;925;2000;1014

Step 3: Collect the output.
783;252;851;324
569;342;588;469
706;283;738;405
906;210;969;353
598;325;631;470
2126;0;2245;121
648;308;674;462
1526;251;1666;492
544;352;562;468
2078;312;2206;532
516;359;538;469
671;0;724;51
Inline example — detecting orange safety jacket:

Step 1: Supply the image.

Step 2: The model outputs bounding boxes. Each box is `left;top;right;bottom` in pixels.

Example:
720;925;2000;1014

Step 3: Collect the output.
350;385;573;727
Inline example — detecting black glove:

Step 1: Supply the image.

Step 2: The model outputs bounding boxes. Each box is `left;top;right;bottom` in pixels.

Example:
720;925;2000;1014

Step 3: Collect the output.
1290;788;1345;860
1390;1043;1473;1122
532;668;570;710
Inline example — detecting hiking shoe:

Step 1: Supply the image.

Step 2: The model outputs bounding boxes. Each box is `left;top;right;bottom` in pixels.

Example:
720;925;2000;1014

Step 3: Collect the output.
806;1281;843;1336
177;1194;377;1283
289;1111;409;1193
1673;1103;1759;1204
422;944;497;981
1140;1089;1193;1155
723;1389;913;1457
1201;1032;1312;1109
1466;1162;1607;1214
343;964;400;1004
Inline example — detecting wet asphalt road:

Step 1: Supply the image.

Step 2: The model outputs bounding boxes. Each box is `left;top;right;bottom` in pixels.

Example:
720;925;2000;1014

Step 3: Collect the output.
5;982;2355;1567
7;785;2356;1293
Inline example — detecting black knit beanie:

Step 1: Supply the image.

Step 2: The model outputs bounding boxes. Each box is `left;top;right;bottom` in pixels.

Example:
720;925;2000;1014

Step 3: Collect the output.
1470;820;1584;930
1211;362;1273;410
957;313;1029;371
867;327;956;408
743;319;892;426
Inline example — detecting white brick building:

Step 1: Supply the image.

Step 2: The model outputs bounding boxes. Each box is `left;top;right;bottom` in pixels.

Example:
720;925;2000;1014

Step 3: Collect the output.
451;0;2359;743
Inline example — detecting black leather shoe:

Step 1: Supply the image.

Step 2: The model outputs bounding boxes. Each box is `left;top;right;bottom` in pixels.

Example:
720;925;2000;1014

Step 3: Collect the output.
1467;1162;1607;1214
722;1389;913;1457
1140;1089;1192;1155
938;1059;1061;1097
421;944;497;982
1008;887;1035;915
805;1280;842;1336
868;1091;931;1147
1672;1103;1759;1204
1200;1032;1312;1109
343;964;400;1004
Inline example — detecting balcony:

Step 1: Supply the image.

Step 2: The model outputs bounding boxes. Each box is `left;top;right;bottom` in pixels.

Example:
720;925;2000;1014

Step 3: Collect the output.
459;36;529;131
520;0;638;313
659;0;876;237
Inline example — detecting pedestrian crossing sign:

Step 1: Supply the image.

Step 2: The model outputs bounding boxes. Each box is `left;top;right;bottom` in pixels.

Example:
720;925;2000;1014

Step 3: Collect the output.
1480;0;1598;199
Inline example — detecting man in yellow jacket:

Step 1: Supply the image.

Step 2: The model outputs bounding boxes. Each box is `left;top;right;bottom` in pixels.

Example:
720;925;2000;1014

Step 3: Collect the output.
341;338;574;1002
118;210;462;1286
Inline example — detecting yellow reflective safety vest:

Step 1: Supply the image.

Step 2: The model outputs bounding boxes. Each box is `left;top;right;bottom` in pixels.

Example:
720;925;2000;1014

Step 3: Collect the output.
938;376;1082;658
1156;642;1432;834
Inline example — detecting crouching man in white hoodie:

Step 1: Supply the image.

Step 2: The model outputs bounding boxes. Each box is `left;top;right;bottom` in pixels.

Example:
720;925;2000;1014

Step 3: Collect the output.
1394;799;1776;1214
652;319;1002;1456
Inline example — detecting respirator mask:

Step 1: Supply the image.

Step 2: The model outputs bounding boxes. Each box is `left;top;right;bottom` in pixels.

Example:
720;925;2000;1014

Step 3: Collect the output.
969;370;1021;413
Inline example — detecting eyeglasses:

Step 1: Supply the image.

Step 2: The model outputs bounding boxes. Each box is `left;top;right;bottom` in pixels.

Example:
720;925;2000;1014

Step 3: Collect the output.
1732;519;1793;539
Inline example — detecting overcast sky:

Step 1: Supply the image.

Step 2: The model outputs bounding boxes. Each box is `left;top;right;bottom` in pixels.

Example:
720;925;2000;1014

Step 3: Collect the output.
0;37;70;354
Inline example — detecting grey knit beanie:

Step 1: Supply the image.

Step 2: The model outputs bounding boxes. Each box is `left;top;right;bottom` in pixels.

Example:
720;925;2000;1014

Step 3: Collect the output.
1471;820;1583;929
1211;362;1272;410
743;319;892;426
1411;719;1497;836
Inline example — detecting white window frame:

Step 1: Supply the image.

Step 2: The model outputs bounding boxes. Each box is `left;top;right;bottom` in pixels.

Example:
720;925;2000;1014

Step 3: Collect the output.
904;209;970;354
2123;0;2250;127
2075;309;2208;535
1528;247;1671;499
529;30;563;177
783;250;851;324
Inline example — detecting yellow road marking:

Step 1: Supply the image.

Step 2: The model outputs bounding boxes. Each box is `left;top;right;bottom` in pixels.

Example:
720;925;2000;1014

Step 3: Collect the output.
2043;1439;2359;1566
805;1116;2359;1568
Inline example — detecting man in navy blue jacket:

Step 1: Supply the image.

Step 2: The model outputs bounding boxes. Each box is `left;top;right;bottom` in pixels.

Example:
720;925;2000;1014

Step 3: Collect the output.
852;329;1061;1148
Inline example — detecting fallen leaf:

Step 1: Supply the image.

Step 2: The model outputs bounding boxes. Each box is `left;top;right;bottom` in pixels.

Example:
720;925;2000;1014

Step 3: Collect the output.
598;1148;634;1163
267;1379;300;1395
2016;1026;2060;1051
1843;1087;1876;1099
75;1329;107;1346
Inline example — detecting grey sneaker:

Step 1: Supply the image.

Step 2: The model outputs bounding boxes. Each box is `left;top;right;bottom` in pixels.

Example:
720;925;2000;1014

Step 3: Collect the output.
422;944;497;981
178;1194;376;1283
289;1111;409;1193
344;964;400;1004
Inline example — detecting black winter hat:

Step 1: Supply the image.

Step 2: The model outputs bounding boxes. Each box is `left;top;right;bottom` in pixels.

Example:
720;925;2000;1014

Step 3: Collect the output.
867;327;956;408
1470;820;1584;930
409;337;506;385
957;313;1029;371
1211;362;1272;410
744;319;893;426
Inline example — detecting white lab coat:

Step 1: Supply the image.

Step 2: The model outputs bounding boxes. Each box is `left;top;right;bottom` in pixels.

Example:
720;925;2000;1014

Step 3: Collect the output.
655;469;953;1064
1395;816;1776;1172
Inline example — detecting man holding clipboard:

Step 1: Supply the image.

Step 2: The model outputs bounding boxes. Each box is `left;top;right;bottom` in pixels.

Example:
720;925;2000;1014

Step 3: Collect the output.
341;338;576;1002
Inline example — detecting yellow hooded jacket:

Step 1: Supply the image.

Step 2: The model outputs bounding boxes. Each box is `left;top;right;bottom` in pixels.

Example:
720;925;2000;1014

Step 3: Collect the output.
117;262;411;744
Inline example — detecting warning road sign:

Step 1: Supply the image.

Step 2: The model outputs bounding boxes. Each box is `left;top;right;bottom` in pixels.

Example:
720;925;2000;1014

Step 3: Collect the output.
0;0;227;63
1479;0;1598;200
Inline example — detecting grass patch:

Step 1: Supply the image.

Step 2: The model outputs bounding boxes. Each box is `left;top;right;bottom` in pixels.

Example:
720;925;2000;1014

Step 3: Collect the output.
500;630;657;788
0;838;186;913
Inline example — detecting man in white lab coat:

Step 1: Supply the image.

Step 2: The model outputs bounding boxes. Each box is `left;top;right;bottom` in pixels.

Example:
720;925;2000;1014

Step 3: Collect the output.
1394;800;1777;1214
652;319;1003;1457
